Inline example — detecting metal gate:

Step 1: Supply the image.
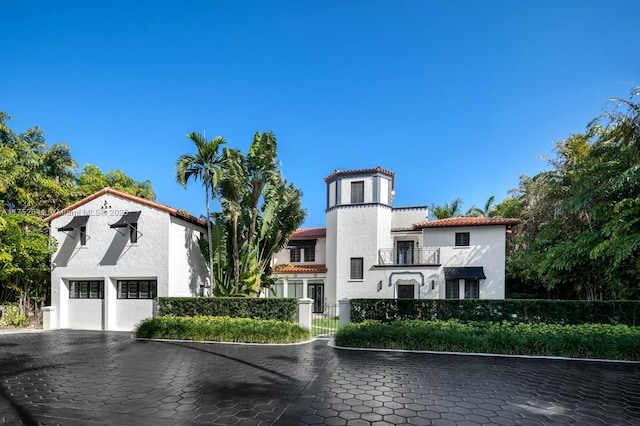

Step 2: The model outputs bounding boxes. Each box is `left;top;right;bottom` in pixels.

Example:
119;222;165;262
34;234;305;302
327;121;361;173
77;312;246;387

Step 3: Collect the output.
311;302;339;336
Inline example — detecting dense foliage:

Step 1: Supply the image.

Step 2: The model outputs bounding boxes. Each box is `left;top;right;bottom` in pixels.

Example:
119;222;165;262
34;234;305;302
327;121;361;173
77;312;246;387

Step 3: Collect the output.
157;297;299;322
0;113;155;323
506;87;640;299
177;131;306;296
335;319;640;360
135;315;310;343
350;298;640;326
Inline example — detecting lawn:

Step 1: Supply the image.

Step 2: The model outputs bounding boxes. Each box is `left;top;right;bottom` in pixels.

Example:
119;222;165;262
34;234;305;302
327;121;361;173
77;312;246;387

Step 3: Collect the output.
312;317;339;335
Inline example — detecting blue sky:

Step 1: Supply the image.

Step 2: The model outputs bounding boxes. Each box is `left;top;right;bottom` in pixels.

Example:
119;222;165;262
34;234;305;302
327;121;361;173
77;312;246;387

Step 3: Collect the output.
2;1;639;227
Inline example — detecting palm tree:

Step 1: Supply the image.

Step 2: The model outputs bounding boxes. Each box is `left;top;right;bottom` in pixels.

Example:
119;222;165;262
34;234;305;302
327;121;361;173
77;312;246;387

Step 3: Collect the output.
176;132;226;295
431;198;463;219
466;196;496;217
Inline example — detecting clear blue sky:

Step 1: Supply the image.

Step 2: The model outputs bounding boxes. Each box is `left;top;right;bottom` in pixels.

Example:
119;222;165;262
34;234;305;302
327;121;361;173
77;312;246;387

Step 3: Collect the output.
2;1;638;227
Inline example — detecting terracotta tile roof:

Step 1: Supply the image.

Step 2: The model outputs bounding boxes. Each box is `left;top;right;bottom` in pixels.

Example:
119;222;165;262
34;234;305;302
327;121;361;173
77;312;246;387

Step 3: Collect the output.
273;264;328;274
290;227;326;238
44;187;207;227
413;217;520;229
324;166;395;189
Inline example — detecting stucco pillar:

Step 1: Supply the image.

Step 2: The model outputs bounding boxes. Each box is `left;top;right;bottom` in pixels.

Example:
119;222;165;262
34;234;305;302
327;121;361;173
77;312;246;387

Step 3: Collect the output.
298;298;313;331
42;306;57;330
339;298;351;328
302;278;308;299
282;277;289;298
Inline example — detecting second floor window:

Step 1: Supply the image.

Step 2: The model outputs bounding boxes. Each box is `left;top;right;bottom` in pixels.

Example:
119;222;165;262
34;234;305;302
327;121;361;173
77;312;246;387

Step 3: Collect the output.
351;181;364;203
455;232;470;246
290;247;301;263
304;247;315;262
350;257;364;280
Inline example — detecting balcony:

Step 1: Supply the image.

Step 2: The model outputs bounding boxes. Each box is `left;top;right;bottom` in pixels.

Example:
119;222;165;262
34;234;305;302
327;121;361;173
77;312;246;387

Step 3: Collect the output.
377;248;440;266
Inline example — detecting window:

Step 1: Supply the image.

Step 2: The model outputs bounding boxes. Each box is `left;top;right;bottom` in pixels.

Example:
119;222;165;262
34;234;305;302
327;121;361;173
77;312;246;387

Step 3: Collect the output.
465;279;480;299
287;281;304;298
350;257;364;280
79;226;87;246
117;280;157;299
290;247;301;263
445;279;459;299
70;281;104;299
304;247;315;262
351;181;364;203
272;281;284;297
455;232;470;246
130;223;138;244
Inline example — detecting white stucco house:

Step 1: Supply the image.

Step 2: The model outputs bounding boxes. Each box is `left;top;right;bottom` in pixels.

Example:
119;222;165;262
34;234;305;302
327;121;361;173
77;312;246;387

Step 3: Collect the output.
270;167;519;312
44;187;209;331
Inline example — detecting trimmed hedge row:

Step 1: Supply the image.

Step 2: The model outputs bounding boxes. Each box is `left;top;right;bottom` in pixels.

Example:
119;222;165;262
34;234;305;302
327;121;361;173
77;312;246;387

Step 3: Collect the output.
157;297;298;322
350;299;640;326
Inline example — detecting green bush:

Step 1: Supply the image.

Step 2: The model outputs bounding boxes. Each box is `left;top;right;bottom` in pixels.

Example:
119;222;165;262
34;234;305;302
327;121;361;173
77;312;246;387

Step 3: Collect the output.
157;297;298;322
0;303;28;327
350;299;640;326
135;315;310;344
334;319;640;360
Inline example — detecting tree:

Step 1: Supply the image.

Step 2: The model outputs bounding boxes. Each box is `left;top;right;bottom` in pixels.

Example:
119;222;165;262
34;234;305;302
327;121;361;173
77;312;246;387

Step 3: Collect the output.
430;198;463;219
466;196;496;217
77;164;155;200
211;132;306;296
175;132;226;294
506;87;640;300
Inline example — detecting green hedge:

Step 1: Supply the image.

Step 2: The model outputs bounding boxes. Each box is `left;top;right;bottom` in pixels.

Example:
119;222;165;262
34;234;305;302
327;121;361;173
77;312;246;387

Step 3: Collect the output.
157;297;298;322
350;299;640;326
136;316;310;344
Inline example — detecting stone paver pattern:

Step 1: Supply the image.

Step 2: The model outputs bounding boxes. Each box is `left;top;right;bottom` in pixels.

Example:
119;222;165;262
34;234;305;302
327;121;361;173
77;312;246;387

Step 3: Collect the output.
0;330;639;425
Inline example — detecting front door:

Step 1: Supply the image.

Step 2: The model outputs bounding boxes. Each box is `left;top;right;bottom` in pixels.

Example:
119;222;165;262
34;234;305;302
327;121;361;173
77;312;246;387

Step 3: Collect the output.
308;283;324;313
397;241;414;265
397;284;415;299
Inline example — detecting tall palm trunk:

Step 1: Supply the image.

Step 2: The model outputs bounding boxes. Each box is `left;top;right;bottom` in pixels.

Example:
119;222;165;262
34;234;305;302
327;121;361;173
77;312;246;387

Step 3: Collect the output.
204;182;214;295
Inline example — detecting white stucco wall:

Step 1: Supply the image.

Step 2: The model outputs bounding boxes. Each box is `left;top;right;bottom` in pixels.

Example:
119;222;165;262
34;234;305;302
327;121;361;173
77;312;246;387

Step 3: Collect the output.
391;207;428;229
168;216;209;296
424;225;507;299
272;238;327;267
48;192;207;331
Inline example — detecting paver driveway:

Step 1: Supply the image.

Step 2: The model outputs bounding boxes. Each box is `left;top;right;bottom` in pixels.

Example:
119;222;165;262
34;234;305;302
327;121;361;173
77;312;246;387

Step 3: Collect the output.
1;330;639;425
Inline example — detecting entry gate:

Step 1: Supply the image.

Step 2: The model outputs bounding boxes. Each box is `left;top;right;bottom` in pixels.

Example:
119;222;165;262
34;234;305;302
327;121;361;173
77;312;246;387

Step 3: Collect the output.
311;302;339;336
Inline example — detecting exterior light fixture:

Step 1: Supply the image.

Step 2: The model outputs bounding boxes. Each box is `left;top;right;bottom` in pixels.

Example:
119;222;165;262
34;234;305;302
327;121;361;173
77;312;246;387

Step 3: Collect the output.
431;280;435;290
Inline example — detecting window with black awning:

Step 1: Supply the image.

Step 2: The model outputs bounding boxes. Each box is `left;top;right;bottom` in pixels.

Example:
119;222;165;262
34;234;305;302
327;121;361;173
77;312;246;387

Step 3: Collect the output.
109;211;141;228
444;267;486;280
58;215;89;232
110;211;141;243
58;215;90;244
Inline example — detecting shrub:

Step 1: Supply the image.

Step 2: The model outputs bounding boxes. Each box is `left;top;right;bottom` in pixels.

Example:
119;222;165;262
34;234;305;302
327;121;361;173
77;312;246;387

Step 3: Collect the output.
135;315;310;344
350;299;640;326
157;297;298;322
0;303;28;327
334;319;640;360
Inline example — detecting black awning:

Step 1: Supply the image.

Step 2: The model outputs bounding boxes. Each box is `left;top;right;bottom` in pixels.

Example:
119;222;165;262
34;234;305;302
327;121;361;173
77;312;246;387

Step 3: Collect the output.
58;215;89;232
109;211;141;228
444;267;486;280
286;239;317;249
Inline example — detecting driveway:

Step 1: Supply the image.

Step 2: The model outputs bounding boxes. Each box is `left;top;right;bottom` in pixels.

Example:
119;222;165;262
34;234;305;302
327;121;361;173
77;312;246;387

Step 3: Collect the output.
1;330;639;425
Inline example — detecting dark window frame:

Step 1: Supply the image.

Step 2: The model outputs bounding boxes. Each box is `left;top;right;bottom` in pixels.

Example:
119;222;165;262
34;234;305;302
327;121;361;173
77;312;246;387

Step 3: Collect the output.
351;181;365;204
464;279;480;299
69;280;104;299
79;226;87;246
455;232;470;246
117;280;157;299
304;247;315;262
130;223;138;244
445;279;460;299
350;257;364;280
290;247;301;263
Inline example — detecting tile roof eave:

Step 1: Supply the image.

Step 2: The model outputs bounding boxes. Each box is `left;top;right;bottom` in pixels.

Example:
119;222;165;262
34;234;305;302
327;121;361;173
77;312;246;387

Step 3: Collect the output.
44;187;207;227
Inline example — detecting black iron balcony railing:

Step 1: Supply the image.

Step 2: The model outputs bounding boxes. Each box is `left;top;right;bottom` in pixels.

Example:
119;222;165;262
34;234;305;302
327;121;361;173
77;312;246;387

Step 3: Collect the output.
378;248;440;266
